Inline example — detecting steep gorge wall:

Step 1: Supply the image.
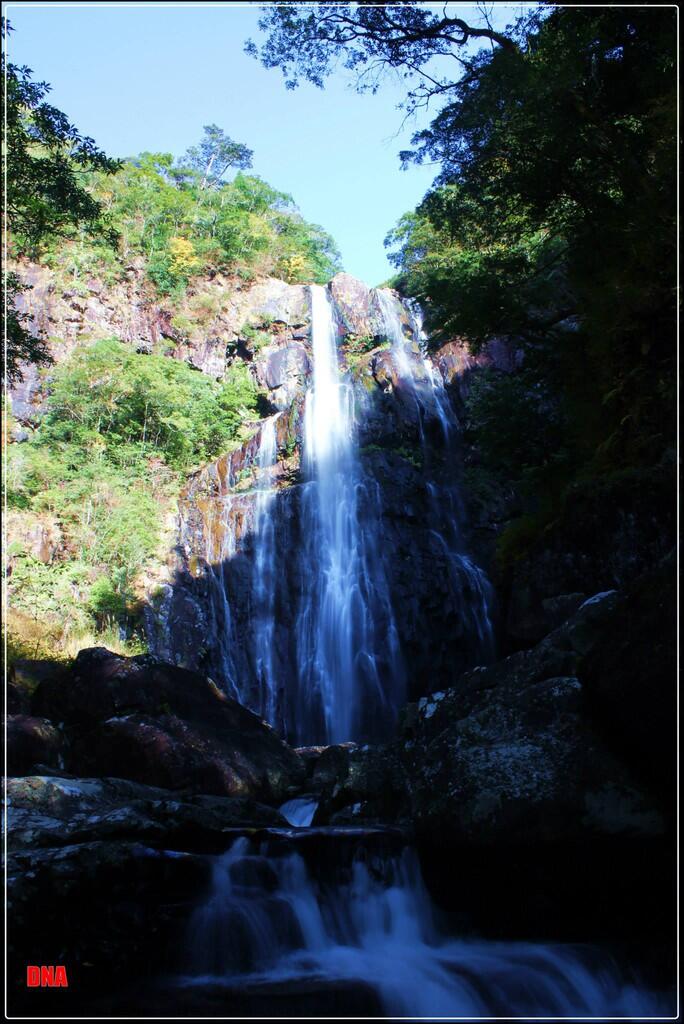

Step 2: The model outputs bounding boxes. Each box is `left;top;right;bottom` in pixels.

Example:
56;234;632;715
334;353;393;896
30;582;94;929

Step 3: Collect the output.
9;262;511;743
141;274;502;743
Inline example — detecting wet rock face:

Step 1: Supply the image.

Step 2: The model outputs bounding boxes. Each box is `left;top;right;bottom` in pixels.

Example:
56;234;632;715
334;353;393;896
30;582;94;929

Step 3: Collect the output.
156;415;491;733
32;648;306;801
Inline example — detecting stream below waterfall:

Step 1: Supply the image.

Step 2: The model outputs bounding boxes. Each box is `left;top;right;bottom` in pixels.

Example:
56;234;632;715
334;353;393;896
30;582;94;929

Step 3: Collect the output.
173;834;668;1018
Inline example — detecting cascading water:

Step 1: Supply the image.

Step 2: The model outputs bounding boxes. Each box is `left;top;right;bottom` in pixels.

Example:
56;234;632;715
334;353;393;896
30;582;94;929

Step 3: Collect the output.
376;287;496;663
278;796;318;827
182;837;667;1018
376;288;452;438
292;284;403;744
202;497;241;700
251;414;279;724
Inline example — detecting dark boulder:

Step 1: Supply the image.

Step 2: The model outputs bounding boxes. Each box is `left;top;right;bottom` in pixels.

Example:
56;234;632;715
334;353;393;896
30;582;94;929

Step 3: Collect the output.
6;716;66;776
397;592;663;846
32;649;305;801
579;550;676;802
8;658;67;714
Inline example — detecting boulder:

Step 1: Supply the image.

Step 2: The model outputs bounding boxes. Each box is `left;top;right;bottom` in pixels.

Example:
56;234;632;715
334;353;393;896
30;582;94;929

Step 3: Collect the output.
398;593;664;846
579;551;676;800
6;716;66;776
258;342;311;391
401;675;663;846
6;775;287;852
315;746;409;826
32;649;305;801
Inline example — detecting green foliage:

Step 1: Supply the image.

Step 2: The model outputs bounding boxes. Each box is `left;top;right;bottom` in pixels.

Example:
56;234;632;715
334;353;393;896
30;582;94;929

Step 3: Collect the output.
36;338;258;470
73;148;342;291
345;334;376;356
2;18;119;382
385;7;676;554
344;334;389;376
240;322;272;352
464;366;570;493
7;339;259;641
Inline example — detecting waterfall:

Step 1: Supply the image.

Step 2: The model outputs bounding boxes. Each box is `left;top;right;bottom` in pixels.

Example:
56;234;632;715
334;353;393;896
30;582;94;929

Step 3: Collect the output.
203;497;241;700
376;287;496;663
251;414;280;724
293;284;403;744
375;288;452;438
182;838;667;1018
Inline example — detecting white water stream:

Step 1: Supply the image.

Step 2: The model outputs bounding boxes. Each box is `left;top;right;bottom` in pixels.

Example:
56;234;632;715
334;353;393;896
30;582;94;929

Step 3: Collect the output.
183;838;667;1018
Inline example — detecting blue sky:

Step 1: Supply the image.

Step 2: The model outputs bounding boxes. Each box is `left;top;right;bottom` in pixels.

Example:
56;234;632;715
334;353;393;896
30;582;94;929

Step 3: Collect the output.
5;2;526;285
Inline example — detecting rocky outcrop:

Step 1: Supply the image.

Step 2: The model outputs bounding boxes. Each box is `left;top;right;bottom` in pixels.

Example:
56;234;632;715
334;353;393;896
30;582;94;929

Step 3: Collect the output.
9;262;314;423
329;273;389;337
5;510;64;564
310;592;667;846
7;774;287;850
501;460;676;647
29;648;306;801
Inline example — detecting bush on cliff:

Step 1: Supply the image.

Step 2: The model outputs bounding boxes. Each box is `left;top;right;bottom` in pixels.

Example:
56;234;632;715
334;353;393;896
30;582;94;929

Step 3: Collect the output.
7;339;260;652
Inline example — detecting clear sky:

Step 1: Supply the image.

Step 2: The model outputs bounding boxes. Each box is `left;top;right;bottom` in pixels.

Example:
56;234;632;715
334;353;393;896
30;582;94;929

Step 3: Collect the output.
5;2;526;285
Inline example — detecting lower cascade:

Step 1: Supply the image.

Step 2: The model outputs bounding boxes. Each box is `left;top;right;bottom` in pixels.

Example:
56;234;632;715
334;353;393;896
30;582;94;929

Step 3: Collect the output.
180;837;666;1018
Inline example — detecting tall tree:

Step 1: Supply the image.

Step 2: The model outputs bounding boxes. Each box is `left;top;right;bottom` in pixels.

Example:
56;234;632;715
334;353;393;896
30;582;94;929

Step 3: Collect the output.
178;124;253;191
2;18;119;383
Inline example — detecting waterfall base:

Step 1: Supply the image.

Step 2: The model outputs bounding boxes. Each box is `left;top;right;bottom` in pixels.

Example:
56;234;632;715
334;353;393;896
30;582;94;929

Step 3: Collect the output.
173;835;671;1019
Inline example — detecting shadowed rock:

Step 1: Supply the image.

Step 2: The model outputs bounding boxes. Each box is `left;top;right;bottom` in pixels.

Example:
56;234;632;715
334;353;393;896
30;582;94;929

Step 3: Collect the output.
32;649;305;801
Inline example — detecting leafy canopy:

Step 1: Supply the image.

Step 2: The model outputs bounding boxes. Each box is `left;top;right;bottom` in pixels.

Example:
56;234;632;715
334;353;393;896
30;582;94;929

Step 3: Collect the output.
178;123;253;190
246;2;516;114
386;6;676;499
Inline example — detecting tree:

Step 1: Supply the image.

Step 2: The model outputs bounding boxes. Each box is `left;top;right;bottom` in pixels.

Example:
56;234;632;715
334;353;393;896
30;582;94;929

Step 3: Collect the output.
246;2;517;115
387;6;676;499
178;124;253;190
2;18;119;382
